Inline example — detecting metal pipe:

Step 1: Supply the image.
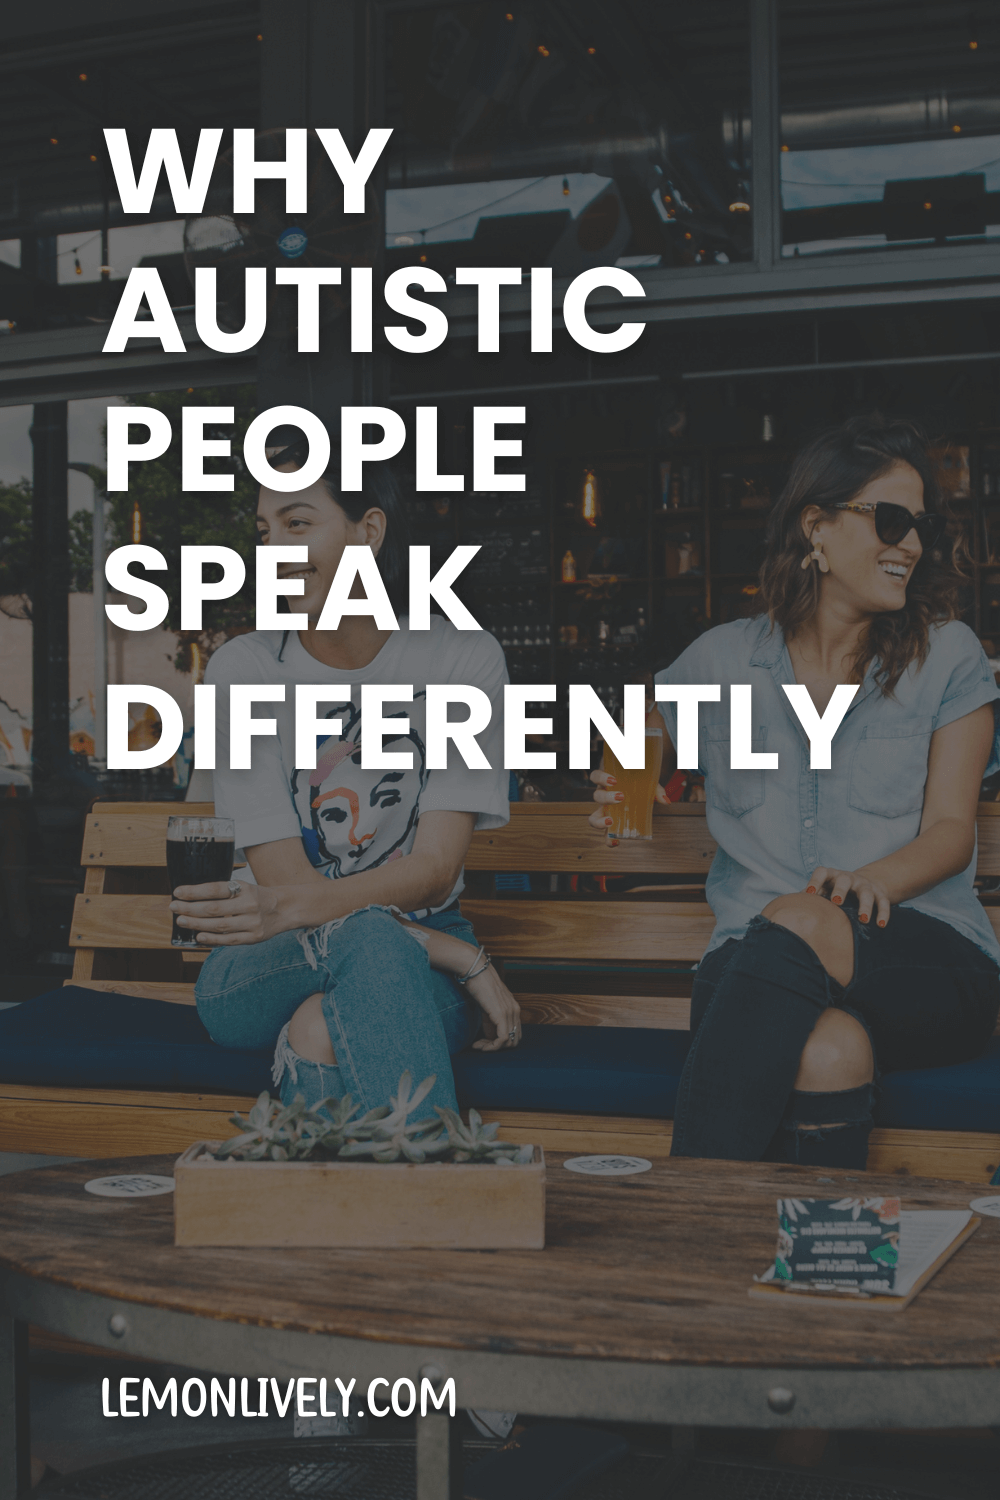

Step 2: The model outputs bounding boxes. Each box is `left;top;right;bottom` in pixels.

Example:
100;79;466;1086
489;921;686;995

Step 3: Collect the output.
93;482;106;769
392;373;661;403
30;402;69;790
394;350;1000;405
725;91;1000;166
68;463;107;770
682;349;1000;380
386;130;669;191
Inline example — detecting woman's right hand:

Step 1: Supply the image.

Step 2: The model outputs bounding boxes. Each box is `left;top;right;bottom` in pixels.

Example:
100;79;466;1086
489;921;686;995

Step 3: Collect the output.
588;768;625;836
588;768;667;839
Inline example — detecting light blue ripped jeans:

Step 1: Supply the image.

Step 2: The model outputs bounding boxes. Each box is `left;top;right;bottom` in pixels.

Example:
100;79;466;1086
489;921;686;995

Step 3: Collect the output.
195;905;481;1117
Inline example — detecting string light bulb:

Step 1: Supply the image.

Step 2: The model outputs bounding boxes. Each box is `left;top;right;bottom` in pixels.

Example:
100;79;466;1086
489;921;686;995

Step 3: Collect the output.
729;198;751;213
580;467;601;526
78;73;87;81
131;500;143;545
562;177;570;196
50;137;58;145
537;43;549;56
587;46;596;54
73;253;82;276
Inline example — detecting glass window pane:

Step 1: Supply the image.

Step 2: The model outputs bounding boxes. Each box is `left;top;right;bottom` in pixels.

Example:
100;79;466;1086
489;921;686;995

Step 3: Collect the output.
384;1;752;272
780;1;1000;257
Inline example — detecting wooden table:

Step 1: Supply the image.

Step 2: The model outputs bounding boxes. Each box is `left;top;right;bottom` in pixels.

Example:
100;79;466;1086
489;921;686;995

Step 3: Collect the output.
2;1154;999;1499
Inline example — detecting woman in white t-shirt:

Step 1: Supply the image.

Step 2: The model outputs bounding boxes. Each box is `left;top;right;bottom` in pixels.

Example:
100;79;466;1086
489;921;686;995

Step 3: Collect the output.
170;426;519;1119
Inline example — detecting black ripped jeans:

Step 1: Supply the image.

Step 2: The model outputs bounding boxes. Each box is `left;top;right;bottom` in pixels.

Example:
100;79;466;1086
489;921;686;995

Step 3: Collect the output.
671;905;1000;1169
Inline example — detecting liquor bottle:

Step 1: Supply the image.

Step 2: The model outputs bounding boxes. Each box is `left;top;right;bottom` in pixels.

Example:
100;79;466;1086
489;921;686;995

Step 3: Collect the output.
562;549;577;582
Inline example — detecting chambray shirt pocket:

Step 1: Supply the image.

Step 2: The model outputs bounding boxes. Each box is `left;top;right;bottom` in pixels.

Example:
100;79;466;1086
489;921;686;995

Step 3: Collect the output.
847;718;933;819
704;725;769;818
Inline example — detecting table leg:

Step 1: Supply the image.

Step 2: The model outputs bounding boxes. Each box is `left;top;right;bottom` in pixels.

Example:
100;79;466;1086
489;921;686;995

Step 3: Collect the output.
416;1408;460;1500
0;1308;30;1500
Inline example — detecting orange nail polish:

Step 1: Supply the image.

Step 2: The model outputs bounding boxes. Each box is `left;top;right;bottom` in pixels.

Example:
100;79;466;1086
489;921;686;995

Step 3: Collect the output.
605;818;613;826
615;792;624;801
805;886;816;894
832;895;842;904
859;913;869;924
878;919;886;927
606;777;616;786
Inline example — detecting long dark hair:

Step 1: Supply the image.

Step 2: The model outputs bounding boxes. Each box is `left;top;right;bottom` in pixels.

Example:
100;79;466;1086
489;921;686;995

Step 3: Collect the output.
757;414;966;695
266;421;410;611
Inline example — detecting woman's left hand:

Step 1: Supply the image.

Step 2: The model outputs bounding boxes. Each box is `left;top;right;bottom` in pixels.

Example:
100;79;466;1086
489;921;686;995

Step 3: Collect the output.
170;880;281;946
804;867;891;927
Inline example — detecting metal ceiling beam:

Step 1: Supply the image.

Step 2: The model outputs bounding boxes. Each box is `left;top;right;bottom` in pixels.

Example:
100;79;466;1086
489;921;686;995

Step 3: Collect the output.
0;5;257;75
0;316;252;409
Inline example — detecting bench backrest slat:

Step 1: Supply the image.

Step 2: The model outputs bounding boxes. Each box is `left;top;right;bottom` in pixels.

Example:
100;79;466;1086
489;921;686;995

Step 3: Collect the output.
70;804;1000;1025
77;800;1000;876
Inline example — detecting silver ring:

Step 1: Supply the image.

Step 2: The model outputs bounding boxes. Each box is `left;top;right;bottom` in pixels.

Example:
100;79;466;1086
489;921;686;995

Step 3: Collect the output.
508;1029;517;1041
228;880;242;899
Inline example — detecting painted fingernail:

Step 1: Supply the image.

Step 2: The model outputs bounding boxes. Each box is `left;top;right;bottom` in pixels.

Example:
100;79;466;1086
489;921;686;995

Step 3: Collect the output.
805;886;816;894
606;777;616;786
614;792;625;801
832;895;842;904
859;913;869;924
605;818;613;826
878;919;886;928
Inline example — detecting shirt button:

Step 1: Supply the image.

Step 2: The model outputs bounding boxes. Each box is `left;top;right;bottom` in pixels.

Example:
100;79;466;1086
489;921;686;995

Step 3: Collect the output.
803;818;814;828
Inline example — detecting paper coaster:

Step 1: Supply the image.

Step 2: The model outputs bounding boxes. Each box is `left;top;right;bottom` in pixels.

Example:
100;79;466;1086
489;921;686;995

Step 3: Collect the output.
84;1174;175;1198
969;1195;1000;1218
563;1155;652;1176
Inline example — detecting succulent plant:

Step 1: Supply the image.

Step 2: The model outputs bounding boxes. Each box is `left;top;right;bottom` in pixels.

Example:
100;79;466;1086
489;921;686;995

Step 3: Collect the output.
212;1090;358;1162
337;1071;450;1163
208;1072;534;1166
434;1106;534;1165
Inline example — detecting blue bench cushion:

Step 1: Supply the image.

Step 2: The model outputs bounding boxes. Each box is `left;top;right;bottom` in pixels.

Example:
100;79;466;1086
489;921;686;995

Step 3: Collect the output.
453;1025;689;1119
2;990;999;1136
0;988;273;1096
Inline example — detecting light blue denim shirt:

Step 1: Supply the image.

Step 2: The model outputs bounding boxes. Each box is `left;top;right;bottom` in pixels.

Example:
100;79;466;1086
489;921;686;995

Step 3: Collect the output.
654;616;1000;963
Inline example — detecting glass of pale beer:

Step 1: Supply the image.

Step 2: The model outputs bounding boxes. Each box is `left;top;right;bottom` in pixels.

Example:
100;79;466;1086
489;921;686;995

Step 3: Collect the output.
602;726;663;839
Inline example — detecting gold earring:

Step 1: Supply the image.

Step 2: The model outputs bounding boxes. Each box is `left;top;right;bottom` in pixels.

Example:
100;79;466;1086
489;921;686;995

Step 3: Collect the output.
800;537;829;573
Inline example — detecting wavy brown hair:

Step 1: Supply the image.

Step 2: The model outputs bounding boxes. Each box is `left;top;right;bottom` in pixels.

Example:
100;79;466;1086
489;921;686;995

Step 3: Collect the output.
757;414;967;695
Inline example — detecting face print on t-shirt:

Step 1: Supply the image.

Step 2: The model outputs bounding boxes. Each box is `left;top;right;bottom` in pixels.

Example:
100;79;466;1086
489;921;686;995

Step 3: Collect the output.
289;695;430;878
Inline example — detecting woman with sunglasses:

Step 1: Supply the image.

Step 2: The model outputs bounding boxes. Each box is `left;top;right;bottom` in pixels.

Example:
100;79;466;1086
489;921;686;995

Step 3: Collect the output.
591;413;1000;1168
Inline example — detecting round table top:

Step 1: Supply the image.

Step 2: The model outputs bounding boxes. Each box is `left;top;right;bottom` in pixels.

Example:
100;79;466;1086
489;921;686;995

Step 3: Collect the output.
1;1153;998;1371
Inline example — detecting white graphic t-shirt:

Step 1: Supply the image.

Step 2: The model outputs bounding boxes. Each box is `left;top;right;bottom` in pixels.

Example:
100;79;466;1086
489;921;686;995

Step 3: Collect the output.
206;617;510;913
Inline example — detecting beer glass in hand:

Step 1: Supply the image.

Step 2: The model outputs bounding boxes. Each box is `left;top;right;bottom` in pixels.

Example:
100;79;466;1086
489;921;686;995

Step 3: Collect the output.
602;727;663;840
166;816;235;948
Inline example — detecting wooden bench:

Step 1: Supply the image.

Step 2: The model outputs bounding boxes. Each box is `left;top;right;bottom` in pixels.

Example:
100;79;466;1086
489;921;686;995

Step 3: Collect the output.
3;800;1000;1181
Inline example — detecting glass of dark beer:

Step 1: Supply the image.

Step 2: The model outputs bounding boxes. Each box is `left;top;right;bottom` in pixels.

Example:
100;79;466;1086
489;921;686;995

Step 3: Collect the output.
166;816;236;948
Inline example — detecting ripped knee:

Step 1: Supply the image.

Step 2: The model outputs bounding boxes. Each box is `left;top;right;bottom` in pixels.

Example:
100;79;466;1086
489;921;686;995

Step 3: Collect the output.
287;993;337;1065
795;1008;874;1093
761;892;854;986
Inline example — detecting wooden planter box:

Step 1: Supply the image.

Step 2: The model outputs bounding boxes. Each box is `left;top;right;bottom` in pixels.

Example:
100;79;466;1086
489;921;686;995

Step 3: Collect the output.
173;1144;546;1249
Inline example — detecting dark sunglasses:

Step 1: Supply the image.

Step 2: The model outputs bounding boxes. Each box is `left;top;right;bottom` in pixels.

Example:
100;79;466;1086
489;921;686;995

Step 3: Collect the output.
833;501;946;550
